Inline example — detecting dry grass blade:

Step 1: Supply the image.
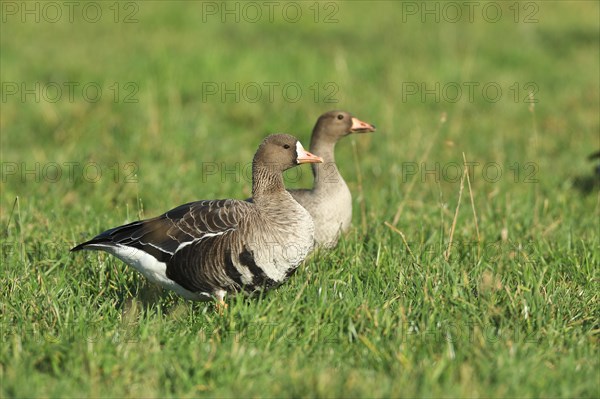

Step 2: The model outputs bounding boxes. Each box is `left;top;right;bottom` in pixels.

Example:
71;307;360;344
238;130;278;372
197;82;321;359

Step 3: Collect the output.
444;161;467;261
384;221;416;262
4;196;19;236
463;153;481;257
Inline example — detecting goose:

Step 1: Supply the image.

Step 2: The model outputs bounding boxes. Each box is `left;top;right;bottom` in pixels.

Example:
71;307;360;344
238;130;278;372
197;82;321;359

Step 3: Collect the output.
589;150;600;176
290;111;375;248
71;134;324;306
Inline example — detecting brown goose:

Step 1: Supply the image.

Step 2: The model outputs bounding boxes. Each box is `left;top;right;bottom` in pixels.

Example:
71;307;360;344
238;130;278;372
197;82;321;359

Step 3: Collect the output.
290;111;375;248
71;134;323;305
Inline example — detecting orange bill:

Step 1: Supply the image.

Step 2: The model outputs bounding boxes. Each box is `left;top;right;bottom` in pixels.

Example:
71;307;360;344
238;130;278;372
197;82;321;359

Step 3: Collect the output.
296;142;324;164
350;117;376;133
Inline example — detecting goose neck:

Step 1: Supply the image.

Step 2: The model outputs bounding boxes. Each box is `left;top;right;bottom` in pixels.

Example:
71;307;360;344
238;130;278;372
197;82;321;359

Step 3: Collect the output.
252;162;286;199
310;137;341;187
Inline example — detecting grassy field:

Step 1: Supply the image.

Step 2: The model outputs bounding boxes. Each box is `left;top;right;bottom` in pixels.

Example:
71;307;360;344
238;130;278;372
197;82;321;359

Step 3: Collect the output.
1;1;599;397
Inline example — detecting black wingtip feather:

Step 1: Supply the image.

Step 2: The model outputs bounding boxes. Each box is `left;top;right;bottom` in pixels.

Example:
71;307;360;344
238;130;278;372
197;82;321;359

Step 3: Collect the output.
70;244;84;252
70;237;112;252
70;228;118;253
70;239;95;252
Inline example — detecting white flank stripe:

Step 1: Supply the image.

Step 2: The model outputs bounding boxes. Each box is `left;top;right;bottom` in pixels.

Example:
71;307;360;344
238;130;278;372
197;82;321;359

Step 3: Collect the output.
148;242;173;255
173;230;229;254
89;243;203;301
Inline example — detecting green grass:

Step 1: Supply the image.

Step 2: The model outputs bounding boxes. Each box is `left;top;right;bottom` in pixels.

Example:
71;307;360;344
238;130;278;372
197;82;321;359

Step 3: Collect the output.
1;1;599;397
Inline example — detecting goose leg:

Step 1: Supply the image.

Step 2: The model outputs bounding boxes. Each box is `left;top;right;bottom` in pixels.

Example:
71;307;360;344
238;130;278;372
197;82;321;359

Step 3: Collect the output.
214;290;228;314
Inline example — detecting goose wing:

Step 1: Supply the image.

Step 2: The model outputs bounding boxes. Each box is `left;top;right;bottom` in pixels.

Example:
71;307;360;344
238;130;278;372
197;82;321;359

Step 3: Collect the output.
71;199;246;263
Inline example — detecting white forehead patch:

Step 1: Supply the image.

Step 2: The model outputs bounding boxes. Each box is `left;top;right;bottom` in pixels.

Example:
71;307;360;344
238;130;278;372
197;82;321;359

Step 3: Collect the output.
295;141;305;159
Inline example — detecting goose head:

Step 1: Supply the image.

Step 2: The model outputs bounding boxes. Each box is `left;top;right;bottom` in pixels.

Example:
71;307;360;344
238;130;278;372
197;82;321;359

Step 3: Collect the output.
312;110;376;142
254;134;323;172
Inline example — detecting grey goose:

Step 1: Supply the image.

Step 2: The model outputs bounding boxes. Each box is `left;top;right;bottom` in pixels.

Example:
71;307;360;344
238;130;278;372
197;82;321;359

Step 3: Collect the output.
290;111;375;248
71;134;324;306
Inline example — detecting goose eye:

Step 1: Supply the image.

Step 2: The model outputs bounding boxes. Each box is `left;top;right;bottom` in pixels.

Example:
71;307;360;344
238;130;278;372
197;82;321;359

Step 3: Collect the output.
283;144;290;149
337;114;344;120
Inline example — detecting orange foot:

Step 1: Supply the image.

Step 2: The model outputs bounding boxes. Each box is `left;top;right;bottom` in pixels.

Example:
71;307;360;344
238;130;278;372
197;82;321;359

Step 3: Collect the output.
215;300;228;314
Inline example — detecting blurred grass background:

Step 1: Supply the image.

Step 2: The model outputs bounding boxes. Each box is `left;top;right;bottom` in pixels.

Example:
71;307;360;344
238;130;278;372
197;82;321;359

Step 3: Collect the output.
1;1;599;397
